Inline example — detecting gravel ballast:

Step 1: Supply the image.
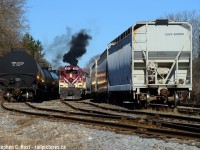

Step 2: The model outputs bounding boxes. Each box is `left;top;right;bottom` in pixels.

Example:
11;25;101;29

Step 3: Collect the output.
0;108;199;150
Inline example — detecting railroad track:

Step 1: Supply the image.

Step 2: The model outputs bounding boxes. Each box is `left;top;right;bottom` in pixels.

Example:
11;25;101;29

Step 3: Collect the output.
78;100;200;123
62;100;200;131
84;98;200;115
147;103;200;115
1;100;200;141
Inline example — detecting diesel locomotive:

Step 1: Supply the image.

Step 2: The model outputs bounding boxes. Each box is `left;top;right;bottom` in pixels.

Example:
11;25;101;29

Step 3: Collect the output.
0;49;59;101
59;65;90;99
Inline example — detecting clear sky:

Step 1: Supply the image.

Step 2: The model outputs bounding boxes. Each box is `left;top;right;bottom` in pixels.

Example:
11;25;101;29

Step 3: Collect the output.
27;0;200;68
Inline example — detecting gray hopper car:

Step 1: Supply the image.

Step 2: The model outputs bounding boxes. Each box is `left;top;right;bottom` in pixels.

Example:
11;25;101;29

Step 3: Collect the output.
91;19;192;107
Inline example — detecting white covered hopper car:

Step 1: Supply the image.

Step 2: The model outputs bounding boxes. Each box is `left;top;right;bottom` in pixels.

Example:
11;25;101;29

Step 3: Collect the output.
91;19;192;107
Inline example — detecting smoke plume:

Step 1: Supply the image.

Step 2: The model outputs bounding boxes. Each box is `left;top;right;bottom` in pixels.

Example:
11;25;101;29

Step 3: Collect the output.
45;27;72;69
63;30;92;66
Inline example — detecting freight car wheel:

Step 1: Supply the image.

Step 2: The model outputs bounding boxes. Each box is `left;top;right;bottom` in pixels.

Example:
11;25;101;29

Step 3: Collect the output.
5;97;15;102
105;97;110;104
168;92;179;108
138;91;150;109
146;91;150;107
173;91;179;107
137;100;148;109
4;92;12;102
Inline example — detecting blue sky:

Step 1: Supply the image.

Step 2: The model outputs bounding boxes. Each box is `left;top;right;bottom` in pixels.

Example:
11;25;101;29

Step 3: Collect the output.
27;0;200;68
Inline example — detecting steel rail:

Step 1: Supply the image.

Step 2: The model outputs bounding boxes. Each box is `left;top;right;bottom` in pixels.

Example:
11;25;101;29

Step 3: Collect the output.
152;119;200;133
27;102;200;134
62;101;200;134
61;100;123;116
80;101;200;123
148;103;200;115
25;102;138;120
1;102;200;140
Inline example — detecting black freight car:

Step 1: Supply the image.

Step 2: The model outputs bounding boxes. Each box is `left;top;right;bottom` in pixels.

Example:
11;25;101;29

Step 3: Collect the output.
0;50;59;101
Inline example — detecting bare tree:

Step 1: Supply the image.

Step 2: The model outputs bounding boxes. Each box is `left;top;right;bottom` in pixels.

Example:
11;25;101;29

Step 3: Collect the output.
162;10;200;104
83;54;100;74
0;0;28;58
162;10;200;59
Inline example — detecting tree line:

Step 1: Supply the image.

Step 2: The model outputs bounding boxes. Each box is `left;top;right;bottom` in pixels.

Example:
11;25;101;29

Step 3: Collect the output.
0;0;49;67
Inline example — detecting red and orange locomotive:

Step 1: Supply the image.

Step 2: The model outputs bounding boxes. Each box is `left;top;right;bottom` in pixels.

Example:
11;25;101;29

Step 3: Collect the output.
59;65;90;99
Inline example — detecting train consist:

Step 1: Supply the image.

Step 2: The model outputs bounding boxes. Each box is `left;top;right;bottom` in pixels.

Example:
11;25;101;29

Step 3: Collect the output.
0;50;59;101
91;19;192;107
0;19;193;108
59;65;90;99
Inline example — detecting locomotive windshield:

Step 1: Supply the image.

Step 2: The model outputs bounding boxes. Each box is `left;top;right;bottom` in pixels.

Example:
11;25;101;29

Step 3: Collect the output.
66;70;78;74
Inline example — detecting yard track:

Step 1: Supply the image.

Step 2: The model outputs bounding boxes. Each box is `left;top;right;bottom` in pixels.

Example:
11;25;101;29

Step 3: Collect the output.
1;100;200;141
78;100;200;123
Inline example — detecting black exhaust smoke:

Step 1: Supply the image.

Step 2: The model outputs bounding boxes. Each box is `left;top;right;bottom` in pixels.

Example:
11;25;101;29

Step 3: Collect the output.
63;30;92;66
